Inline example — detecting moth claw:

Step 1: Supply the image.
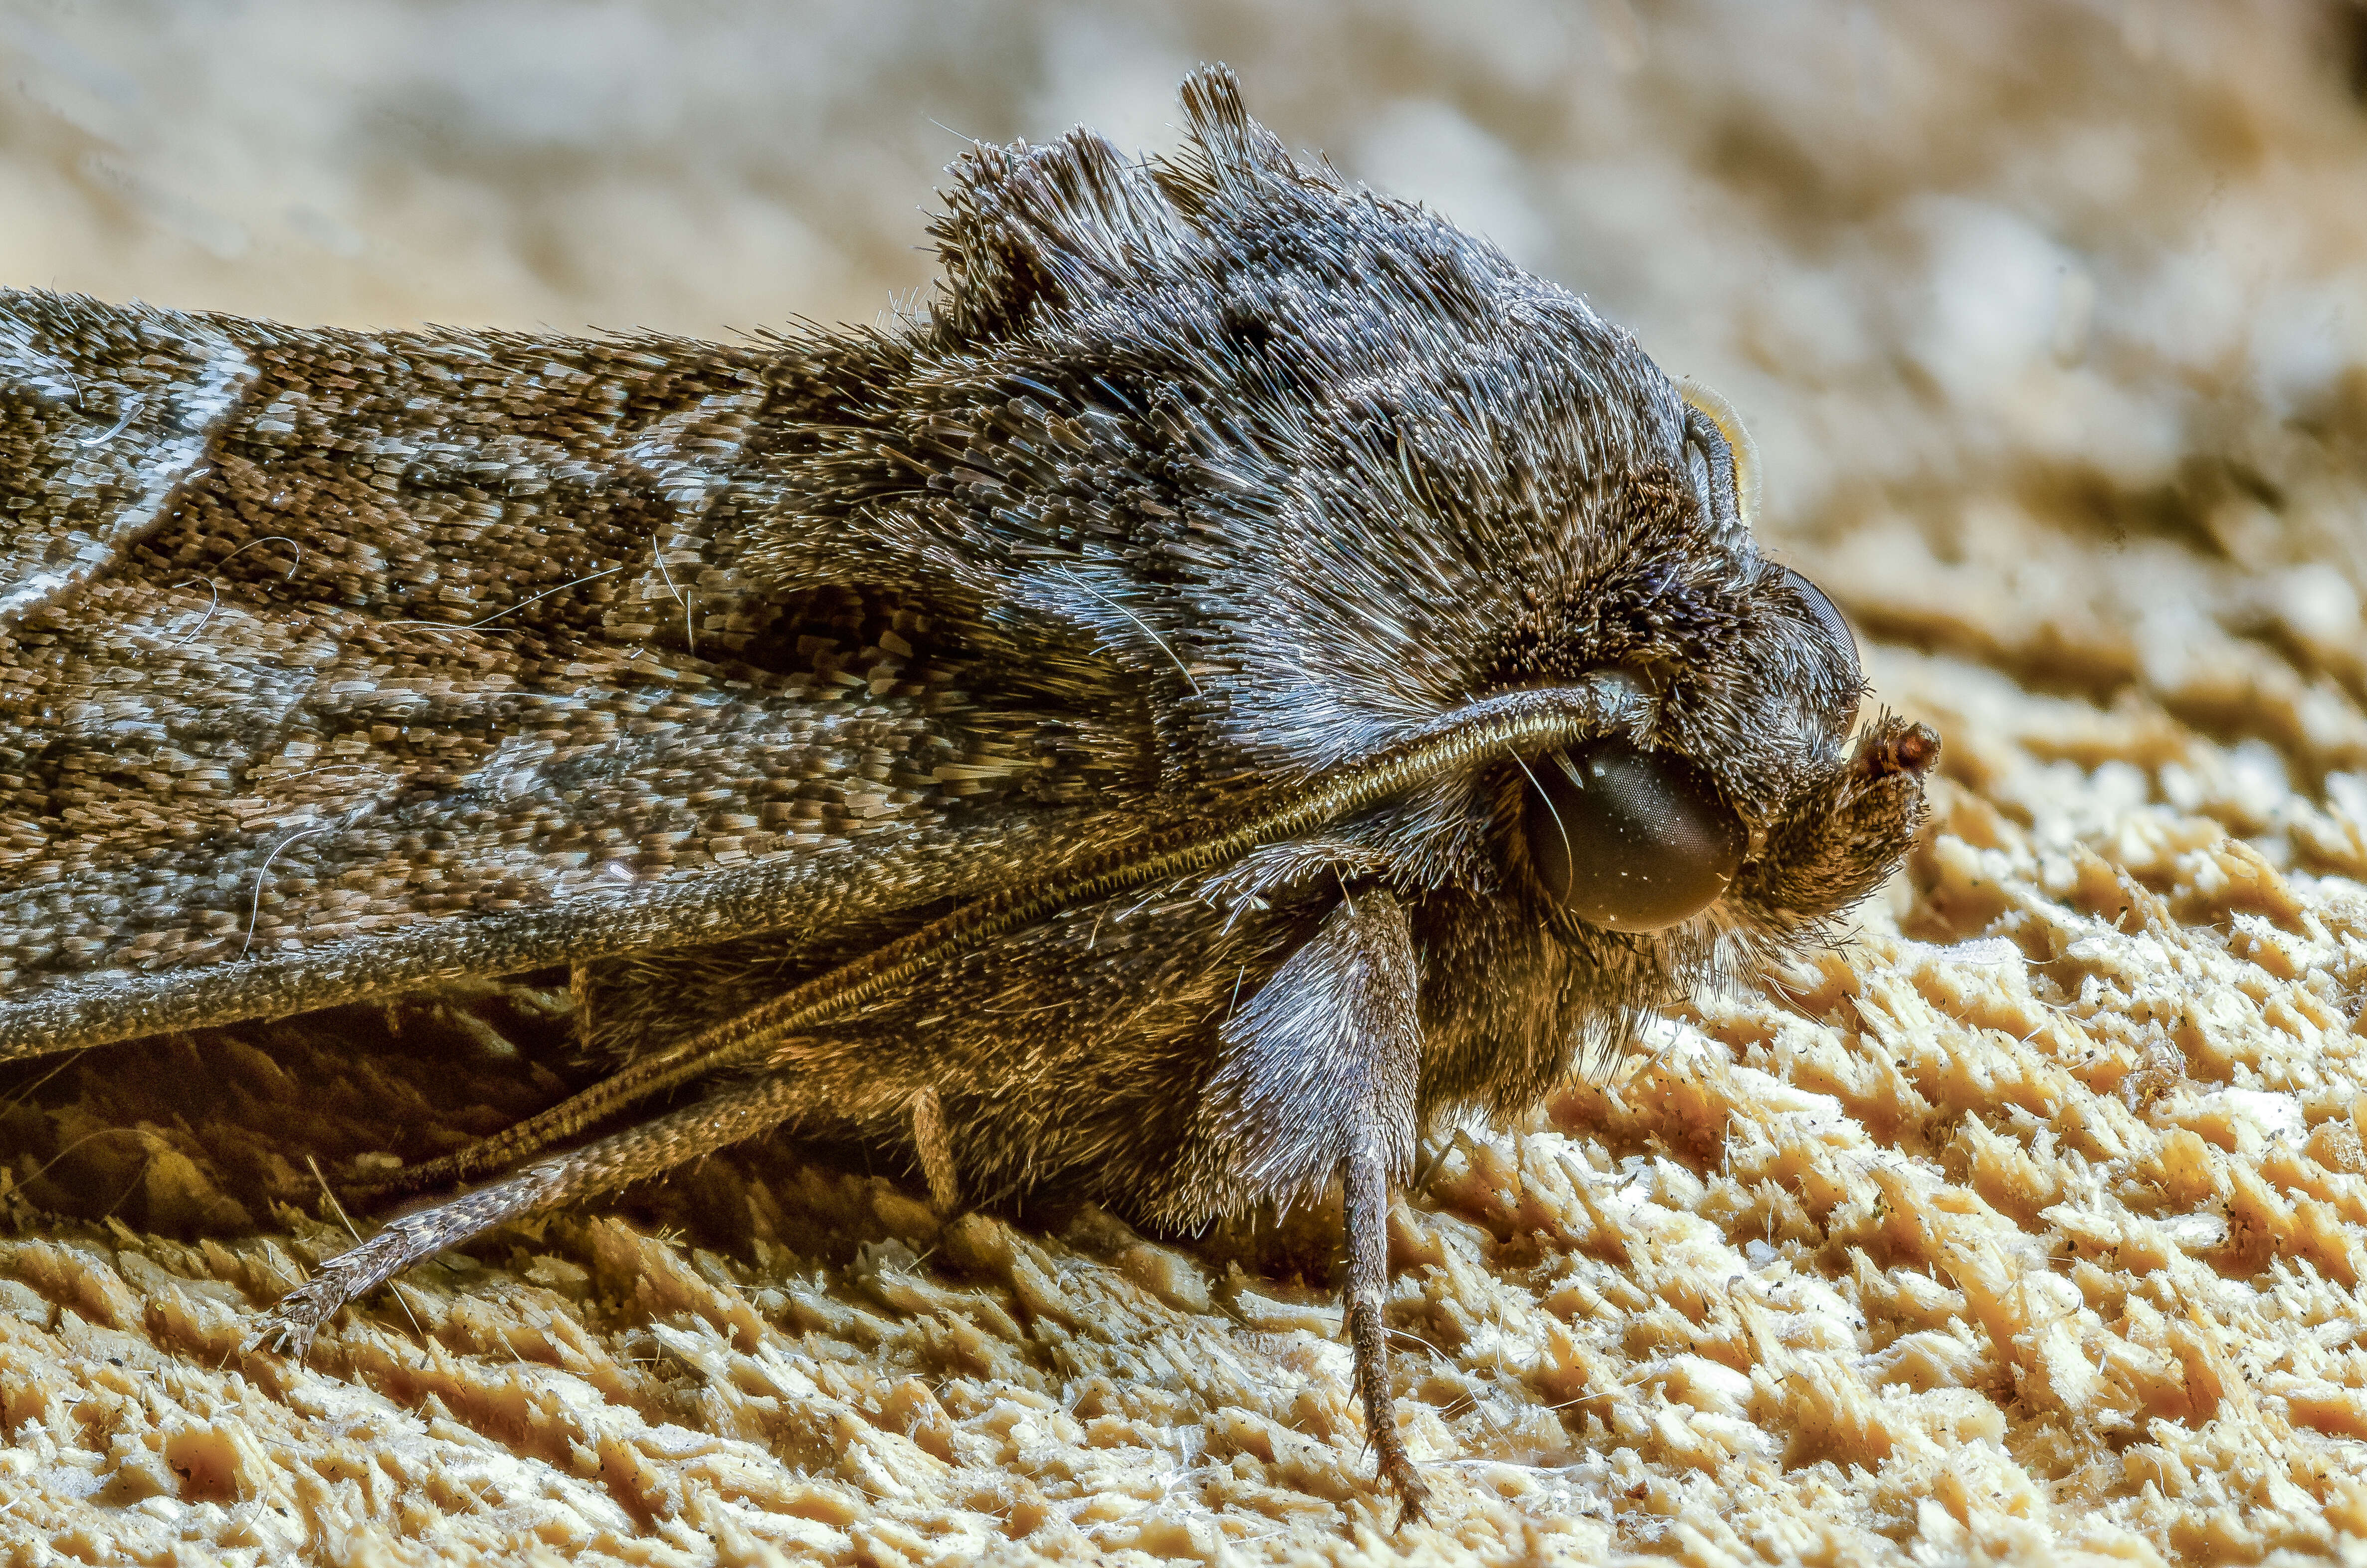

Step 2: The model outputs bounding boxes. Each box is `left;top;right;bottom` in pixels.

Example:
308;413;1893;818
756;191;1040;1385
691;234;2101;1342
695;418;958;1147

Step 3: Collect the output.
246;1303;321;1362
251;1265;369;1361
1384;1463;1432;1532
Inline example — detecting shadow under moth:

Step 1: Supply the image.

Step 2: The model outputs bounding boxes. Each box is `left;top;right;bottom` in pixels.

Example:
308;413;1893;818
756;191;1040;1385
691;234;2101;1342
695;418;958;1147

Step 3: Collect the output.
0;69;1933;1524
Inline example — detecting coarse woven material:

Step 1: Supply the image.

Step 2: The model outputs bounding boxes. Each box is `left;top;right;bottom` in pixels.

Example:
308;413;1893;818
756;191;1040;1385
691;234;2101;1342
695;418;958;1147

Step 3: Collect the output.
1;2;2366;1564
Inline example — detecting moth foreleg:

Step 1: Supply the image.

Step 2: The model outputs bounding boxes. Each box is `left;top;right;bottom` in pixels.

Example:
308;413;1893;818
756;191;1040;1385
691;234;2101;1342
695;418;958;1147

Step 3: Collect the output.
256;1070;810;1357
1343;1108;1429;1528
1330;895;1432;1530
1194;886;1430;1525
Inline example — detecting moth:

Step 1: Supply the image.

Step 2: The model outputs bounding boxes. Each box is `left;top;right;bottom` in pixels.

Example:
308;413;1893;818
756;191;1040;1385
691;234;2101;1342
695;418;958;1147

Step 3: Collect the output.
0;69;1933;1524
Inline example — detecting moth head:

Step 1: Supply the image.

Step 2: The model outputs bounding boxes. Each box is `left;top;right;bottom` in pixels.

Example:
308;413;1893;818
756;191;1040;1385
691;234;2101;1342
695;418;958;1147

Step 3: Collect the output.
894;67;1935;968
1511;700;1937;942
1489;384;1931;953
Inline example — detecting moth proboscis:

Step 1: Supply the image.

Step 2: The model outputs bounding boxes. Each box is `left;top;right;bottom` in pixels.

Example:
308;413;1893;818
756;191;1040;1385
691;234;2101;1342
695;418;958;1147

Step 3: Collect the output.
0;68;1935;1527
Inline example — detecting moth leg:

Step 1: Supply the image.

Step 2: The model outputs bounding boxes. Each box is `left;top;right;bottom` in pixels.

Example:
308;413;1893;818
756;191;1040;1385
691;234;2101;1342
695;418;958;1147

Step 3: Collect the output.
1193;885;1430;1524
258;1071;807;1357
1344;1116;1429;1528
910;1087;961;1212
1328;893;1431;1529
347;1034;835;1203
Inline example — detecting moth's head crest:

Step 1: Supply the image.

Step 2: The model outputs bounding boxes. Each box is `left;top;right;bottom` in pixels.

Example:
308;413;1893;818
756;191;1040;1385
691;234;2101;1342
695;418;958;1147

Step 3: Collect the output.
904;67;1936;1005
926;65;1306;344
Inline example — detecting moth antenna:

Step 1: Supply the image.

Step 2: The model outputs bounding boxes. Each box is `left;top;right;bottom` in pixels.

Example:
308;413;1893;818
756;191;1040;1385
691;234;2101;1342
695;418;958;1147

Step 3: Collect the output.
1677;377;1761;529
357;679;1647;1198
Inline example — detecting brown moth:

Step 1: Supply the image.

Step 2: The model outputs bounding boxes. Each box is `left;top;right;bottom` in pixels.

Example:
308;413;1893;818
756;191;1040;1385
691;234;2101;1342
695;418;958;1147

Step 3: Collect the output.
0;69;1933;1523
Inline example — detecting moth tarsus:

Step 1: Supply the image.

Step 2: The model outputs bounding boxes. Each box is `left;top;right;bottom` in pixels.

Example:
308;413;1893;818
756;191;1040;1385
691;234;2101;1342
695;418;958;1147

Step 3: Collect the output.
1;65;1934;1527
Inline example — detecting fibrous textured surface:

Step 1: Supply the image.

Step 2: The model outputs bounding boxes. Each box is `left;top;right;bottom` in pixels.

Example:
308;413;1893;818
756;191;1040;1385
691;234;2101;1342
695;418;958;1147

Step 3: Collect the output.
3;2;2367;1564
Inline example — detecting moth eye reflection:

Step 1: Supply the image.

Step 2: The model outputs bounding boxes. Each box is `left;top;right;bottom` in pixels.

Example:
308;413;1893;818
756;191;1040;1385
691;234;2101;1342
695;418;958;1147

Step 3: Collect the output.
1520;741;1746;933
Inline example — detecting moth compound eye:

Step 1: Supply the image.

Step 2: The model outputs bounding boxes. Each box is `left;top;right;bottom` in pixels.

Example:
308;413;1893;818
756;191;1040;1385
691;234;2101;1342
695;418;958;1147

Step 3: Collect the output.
1522;741;1746;933
1778;565;1863;689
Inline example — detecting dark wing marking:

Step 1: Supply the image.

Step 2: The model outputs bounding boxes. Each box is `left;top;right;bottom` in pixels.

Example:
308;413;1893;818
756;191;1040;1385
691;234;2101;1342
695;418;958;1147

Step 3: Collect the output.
0;295;256;622
0;294;1152;1054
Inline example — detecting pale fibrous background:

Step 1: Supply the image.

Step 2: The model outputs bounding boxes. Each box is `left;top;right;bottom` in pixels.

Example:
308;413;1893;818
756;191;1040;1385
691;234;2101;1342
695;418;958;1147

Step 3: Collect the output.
5;3;2367;1564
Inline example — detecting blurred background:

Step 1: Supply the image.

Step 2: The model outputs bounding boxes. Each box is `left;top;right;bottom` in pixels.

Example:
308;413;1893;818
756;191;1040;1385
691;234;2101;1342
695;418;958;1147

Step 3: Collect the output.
4;0;2367;839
